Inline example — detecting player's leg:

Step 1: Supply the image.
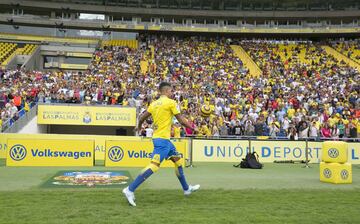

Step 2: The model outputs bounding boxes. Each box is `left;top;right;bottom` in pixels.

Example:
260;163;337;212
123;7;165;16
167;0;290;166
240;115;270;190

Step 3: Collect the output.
127;139;168;192
123;139;168;206
128;161;160;193
168;141;200;195
170;156;189;191
123;161;159;206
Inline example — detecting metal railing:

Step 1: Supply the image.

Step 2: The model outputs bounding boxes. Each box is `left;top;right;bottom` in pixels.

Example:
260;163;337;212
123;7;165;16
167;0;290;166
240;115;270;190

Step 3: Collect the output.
183;135;360;142
1;102;37;133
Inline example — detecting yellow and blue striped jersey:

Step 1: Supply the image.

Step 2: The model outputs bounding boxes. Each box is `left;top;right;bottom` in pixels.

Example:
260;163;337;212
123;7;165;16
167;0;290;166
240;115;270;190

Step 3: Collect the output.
147;95;180;139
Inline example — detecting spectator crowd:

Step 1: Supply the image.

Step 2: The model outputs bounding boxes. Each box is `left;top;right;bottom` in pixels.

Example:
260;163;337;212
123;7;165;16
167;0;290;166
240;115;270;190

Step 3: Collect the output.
0;36;359;139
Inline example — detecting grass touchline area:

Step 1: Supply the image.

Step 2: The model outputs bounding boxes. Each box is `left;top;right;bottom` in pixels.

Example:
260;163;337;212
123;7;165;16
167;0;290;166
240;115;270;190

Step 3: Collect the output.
0;189;359;224
0;159;359;223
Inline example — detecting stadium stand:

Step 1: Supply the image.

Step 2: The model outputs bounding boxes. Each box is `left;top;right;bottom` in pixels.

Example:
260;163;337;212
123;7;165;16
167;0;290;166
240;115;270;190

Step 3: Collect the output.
0;42;17;65
241;40;359;137
0;35;359;138
0;42;37;67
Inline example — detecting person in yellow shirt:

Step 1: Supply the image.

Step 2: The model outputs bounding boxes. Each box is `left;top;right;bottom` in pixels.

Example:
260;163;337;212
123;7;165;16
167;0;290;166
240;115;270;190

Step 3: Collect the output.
354;119;360;134
287;106;295;119
24;102;30;112
122;99;129;106
328;115;337;127
204;94;211;105
261;108;269;118
180;98;188;111
200;123;212;136
123;82;200;206
218;116;224;126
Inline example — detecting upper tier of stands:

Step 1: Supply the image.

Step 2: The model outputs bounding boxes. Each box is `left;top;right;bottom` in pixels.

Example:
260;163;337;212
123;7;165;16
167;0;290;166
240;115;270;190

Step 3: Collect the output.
0;42;37;67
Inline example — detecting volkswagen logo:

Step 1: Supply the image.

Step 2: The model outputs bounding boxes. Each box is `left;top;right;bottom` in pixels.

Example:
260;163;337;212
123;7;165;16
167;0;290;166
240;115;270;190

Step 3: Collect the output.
340;170;349;180
9;144;27;161
328;148;339;158
108;146;124;162
323;168;332;178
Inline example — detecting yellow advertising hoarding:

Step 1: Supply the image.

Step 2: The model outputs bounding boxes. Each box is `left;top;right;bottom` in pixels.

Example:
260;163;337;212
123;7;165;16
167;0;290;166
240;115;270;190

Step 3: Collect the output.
1;135;358;164
148;26;161;30
134;25;145;30
105;139;187;167
192;140;360;164
6;139;94;166
66;52;93;58
59;64;89;70
0;134;6;159
110;24;127;29
37;104;136;126
192;139;249;162
0;133;141;160
308;141;359;164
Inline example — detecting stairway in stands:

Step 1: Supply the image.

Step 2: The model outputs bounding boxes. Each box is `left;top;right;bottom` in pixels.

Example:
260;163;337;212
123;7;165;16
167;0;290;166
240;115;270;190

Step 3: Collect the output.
230;45;262;77
322;45;360;71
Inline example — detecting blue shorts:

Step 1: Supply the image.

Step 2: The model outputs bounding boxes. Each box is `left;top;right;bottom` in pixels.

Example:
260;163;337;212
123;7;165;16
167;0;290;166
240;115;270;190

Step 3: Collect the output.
151;138;179;164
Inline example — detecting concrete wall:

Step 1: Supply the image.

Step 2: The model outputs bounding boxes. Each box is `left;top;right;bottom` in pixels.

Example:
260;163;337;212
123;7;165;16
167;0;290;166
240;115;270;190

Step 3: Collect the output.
6;55;26;70
18;116;48;134
22;46;42;71
0;24;137;39
40;45;95;53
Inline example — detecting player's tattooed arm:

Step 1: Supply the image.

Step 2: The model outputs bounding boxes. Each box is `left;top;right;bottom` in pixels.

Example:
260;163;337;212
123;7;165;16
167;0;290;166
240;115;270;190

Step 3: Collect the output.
135;111;151;134
175;114;197;132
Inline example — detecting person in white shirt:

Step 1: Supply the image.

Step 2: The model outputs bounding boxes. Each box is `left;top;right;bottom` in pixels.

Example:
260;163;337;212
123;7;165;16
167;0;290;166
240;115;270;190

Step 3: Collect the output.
269;122;280;138
282;117;290;131
145;126;154;138
224;105;231;116
249;111;259;121
215;103;223;116
287;126;298;140
10;102;18;118
298;122;309;139
309;121;319;138
1;107;10;120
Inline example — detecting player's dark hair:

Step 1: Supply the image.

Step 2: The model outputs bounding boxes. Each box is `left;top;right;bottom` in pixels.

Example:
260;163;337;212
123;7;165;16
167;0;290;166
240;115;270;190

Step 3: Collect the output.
159;82;171;92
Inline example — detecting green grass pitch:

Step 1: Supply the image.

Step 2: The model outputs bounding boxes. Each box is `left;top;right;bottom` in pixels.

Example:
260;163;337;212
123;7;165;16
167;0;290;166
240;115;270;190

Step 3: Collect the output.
0;159;359;224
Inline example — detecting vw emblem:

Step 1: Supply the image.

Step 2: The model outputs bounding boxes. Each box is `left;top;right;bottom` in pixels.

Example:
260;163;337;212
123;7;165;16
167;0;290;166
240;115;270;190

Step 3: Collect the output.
9;144;27;161
108;146;124;162
328;148;339;158
340;170;349;180
323;168;332;178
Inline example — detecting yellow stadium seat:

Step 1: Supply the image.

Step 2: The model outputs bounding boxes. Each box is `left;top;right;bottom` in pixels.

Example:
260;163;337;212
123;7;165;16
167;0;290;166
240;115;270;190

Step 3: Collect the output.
322;141;348;163
320;162;352;184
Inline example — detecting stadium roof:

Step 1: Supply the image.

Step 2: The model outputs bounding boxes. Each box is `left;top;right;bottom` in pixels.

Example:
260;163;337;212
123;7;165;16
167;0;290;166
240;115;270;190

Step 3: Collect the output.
8;0;360;11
